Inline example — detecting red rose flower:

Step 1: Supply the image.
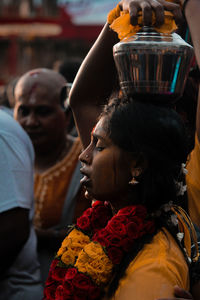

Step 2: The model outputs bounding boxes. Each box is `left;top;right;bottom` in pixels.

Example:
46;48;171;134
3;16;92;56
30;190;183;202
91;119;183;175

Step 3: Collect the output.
72;273;92;291
92;200;103;208
106;216;128;236
130;216;143;226
62;280;74;297
117;206;137;217
55;285;64;300
55;283;73;300
45;274;55;287
65;268;78;281
44;282;58;300
118;205;147;219
76;215;91;232
107;247;123;264
83;207;93;217
106;234;122;247
92;231;109;247
91;205;112;229
51;266;67;282
126;221;141;239
49;259;59;274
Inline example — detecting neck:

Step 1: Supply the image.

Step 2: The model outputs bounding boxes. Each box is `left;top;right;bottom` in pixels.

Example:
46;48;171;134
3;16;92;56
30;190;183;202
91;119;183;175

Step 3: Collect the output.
34;135;74;173
108;185;141;213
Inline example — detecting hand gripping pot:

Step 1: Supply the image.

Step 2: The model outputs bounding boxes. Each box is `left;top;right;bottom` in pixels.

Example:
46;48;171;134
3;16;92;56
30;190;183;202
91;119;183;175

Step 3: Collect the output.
113;26;194;103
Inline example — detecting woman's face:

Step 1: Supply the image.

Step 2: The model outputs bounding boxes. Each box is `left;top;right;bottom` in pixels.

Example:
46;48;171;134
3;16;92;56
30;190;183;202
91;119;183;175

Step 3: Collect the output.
79;117;134;203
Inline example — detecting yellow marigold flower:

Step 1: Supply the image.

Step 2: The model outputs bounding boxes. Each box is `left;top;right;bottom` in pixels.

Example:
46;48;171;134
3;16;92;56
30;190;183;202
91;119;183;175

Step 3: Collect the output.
86;263;112;285
61;249;76;265
70;246;83;257
84;242;104;259
75;254;88;273
68;229;90;244
57;228;90;257
60;235;72;249
76;242;113;285
110;11;177;41
107;3;121;25
57;246;65;257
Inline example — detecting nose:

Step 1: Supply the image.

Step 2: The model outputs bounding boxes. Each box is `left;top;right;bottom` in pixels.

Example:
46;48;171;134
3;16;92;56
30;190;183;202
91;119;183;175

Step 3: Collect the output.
24;112;39;127
79;146;92;165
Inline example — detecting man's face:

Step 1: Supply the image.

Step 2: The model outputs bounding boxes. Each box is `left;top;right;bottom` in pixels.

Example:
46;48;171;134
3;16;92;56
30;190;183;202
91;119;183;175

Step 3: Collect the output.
14;82;67;154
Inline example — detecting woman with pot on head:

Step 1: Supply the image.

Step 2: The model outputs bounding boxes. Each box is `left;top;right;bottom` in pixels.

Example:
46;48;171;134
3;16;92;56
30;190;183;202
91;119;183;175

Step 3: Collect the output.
43;0;200;299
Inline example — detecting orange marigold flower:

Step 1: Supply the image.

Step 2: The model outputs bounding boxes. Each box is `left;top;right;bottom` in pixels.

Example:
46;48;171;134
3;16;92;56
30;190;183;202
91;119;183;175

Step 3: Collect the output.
61;249;76;265
110;11;177;41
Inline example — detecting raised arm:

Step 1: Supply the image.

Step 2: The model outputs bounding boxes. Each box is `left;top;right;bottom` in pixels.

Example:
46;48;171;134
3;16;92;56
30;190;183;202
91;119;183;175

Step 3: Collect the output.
69;23;119;148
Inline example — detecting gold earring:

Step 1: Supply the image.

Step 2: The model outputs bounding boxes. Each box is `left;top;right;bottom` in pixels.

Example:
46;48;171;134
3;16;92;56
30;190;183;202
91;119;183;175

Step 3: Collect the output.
129;177;139;185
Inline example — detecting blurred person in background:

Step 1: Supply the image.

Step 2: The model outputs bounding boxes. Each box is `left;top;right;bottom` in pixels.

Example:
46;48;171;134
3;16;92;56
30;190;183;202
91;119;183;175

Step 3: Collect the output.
0;109;43;299
0;77;19;116
13;68;90;283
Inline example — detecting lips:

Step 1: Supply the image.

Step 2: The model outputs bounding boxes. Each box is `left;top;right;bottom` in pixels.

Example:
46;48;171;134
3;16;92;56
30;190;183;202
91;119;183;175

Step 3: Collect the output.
80;169;92;187
26;131;44;139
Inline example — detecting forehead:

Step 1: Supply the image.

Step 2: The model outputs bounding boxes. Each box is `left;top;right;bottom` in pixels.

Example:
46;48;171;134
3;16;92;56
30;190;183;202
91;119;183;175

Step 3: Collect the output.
15;77;60;106
93;118;109;137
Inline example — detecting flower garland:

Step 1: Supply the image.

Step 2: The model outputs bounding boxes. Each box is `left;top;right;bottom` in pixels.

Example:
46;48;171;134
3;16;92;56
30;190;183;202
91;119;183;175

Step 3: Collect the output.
107;2;178;41
44;201;155;300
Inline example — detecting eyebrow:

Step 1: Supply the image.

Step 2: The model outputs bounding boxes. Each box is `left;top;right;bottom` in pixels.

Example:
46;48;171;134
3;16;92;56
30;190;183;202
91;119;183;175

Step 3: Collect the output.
92;132;107;142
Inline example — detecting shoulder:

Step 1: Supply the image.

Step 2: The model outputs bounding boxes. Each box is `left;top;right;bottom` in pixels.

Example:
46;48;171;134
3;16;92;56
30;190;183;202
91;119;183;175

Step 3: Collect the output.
0;110;34;213
113;229;189;300
0;110;34;162
127;229;188;276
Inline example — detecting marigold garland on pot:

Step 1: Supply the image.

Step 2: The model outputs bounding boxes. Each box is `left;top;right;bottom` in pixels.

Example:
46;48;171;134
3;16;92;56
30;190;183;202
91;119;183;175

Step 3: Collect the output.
44;201;155;300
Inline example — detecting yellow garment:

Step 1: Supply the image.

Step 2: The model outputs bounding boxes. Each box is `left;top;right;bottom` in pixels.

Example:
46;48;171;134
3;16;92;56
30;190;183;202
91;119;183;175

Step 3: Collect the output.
34;138;81;229
187;134;200;227
112;228;189;300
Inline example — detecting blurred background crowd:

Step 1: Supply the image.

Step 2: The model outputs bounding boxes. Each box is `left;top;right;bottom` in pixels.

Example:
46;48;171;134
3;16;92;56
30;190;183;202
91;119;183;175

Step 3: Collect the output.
0;0;116;94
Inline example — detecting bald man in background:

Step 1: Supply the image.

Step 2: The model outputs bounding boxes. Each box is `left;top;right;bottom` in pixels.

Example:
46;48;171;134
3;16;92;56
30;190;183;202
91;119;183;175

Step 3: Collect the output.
13;68;90;283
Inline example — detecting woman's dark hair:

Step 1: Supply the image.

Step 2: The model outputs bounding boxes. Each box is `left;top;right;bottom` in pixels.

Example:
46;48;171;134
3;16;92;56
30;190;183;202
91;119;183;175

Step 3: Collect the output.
102;96;188;212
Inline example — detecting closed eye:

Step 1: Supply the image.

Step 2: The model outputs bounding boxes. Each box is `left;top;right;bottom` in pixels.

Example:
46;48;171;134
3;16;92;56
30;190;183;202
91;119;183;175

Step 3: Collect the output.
95;146;105;152
92;132;107;152
18;105;30;117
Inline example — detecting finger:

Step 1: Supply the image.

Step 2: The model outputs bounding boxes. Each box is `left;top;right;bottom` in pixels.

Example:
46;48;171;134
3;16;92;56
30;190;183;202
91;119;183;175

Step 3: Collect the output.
141;1;152;26
163;1;183;24
151;0;165;26
121;0;134;11
129;1;141;25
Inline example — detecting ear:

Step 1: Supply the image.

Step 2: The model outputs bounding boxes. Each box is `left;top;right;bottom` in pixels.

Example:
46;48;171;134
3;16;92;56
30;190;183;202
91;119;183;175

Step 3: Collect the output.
130;153;148;178
130;164;143;178
59;85;67;109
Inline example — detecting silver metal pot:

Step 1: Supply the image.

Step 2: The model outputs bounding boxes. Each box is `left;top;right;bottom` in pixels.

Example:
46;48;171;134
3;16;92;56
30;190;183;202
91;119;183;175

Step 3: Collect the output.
113;26;194;103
